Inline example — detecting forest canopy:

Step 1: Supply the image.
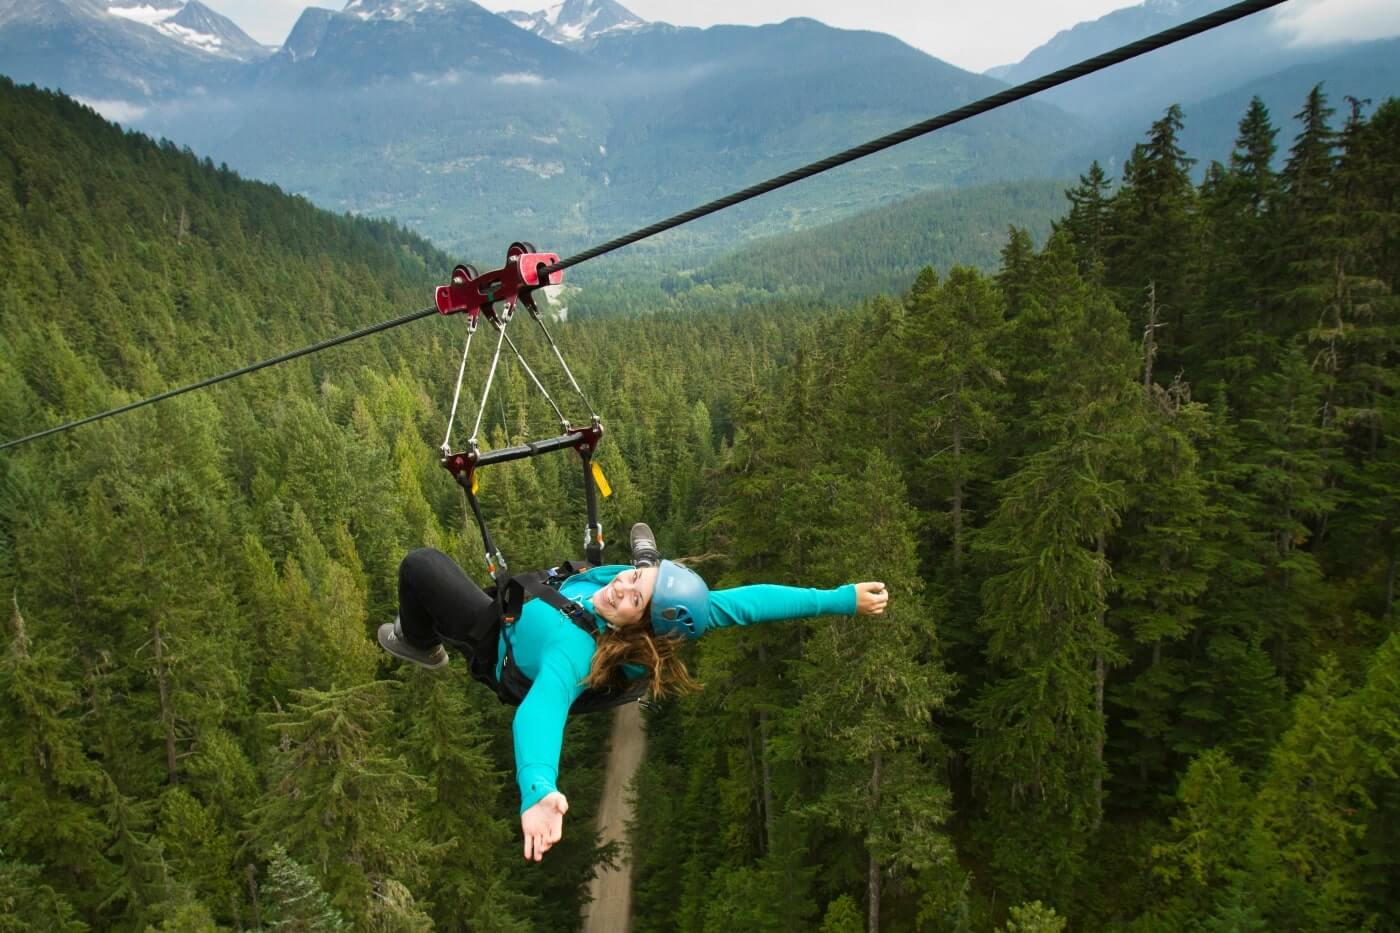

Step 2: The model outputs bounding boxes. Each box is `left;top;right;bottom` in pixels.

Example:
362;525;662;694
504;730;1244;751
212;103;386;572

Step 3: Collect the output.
1;77;1397;930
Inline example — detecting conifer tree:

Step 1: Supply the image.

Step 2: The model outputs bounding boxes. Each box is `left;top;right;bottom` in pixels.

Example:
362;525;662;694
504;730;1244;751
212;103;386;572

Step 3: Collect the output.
1252;658;1367;928
1057;162;1113;279
155;786;239;925
261;844;348;933
901;266;1008;573
0;598;112;915
1108;381;1216;802
1195;97;1282;395
97;775;181;929
792;452;954;932
392;667;534;932
1108;105;1198;374
251;682;432;923
997;227;1035;319
0;857;87;932
1147;749;1261;925
969;238;1140;901
999;901;1067;933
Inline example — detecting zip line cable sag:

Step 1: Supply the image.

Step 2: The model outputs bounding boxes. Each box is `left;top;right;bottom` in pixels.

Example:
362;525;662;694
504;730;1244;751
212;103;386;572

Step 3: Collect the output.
0;0;1289;452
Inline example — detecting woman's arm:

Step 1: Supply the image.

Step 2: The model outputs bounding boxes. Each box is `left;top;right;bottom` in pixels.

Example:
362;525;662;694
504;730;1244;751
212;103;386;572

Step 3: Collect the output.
513;649;589;812
707;581;885;629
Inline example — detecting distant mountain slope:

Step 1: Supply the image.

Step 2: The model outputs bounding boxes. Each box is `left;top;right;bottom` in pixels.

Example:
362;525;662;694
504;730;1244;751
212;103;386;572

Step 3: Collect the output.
1056;37;1400;179
138;14;1090;262
687;179;1070;303
992;0;1361;125
0;74;448;441
570;19;1085;241
1175;37;1400;165
279;6;336;62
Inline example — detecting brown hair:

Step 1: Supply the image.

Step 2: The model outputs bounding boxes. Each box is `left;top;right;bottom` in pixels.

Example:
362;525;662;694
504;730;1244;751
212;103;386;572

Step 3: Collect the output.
583;619;701;699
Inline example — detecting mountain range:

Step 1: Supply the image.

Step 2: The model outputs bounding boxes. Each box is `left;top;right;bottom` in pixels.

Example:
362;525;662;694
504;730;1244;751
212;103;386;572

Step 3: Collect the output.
0;0;1394;261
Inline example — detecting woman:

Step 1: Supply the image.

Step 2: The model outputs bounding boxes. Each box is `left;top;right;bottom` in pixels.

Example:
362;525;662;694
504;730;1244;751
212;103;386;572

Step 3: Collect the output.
377;524;889;862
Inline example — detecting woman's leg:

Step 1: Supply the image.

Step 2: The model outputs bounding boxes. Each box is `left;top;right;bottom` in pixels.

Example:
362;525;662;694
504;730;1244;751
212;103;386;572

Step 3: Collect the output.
397;548;497;651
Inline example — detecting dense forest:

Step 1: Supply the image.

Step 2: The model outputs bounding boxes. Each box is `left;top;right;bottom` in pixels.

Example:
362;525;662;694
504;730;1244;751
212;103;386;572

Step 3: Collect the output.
1;73;1397;932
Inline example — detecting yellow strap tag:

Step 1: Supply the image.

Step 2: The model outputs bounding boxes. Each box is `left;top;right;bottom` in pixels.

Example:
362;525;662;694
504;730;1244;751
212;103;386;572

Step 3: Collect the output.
591;461;612;498
471;472;479;496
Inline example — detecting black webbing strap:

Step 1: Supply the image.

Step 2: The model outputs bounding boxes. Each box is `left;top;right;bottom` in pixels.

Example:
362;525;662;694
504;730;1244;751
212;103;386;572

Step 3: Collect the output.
499;566;599;637
579;446;604;566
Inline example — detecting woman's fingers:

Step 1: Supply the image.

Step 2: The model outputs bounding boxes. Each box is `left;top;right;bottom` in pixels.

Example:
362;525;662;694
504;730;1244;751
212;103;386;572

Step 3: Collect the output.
855;581;889;615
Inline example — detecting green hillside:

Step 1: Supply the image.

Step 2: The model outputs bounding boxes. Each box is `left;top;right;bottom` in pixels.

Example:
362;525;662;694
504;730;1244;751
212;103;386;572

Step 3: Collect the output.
691;178;1069;301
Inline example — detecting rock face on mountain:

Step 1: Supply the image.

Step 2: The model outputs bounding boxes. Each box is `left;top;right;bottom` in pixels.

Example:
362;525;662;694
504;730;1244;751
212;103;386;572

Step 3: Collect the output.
278;7;337;63
500;0;646;45
159;0;271;60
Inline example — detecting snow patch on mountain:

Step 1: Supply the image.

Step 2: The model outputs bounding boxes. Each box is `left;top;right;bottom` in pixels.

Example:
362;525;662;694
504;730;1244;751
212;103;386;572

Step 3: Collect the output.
107;0;269;59
343;0;454;21
108;3;180;25
158;19;221;50
500;0;645;45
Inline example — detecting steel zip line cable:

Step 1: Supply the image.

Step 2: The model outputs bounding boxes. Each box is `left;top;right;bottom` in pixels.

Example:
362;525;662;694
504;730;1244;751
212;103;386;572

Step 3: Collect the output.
0;0;1289;452
0;307;438;451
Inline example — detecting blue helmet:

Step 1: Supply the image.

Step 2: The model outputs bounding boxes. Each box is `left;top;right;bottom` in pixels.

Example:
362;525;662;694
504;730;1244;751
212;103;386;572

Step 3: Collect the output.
650;560;711;639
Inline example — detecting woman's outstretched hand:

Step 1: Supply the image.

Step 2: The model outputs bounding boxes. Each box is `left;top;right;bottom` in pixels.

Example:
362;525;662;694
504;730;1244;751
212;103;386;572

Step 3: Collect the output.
521;791;568;862
854;582;889;616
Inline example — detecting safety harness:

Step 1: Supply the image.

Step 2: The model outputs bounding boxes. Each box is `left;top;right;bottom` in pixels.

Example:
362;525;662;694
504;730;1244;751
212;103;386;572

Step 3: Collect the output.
476;563;649;715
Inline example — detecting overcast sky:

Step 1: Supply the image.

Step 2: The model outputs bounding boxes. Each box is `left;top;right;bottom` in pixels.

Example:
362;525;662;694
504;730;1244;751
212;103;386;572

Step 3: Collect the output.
211;0;1400;73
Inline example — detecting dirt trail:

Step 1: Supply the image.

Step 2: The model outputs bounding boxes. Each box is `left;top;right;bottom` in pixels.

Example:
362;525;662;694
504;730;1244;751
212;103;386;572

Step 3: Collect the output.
581;702;646;933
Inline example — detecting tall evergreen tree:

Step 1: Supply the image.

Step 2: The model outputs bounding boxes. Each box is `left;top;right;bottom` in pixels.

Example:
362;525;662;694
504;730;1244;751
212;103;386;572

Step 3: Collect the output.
792;452;955;932
969;238;1140;904
1108;105;1198;374
251;682;432;924
1056;161;1113;280
0;598;112;916
393;668;534;932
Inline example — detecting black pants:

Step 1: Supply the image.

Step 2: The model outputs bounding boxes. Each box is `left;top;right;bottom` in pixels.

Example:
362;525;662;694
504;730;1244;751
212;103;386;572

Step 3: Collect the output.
398;548;499;669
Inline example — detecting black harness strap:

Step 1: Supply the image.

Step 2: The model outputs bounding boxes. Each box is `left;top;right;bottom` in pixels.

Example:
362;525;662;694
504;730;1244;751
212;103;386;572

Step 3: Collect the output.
489;564;648;716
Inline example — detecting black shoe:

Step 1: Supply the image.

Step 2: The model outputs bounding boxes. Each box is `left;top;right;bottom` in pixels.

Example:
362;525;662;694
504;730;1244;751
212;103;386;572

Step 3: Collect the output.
377;618;449;670
630;523;660;568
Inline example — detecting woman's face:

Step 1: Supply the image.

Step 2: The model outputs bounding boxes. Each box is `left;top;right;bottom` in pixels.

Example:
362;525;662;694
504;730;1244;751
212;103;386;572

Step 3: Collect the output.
593;566;659;629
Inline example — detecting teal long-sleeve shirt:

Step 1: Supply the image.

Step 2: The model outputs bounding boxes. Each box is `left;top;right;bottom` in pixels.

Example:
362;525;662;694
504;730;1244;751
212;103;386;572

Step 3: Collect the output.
502;565;857;812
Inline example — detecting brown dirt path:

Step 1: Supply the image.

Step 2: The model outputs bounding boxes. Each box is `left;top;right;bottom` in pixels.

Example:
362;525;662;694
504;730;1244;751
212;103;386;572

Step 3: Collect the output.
580;702;646;933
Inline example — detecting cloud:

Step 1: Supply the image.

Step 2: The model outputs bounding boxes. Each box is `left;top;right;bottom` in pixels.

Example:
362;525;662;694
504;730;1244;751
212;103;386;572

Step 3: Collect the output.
413;70;466;86
494;72;548;85
77;98;149;124
1269;0;1400;47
